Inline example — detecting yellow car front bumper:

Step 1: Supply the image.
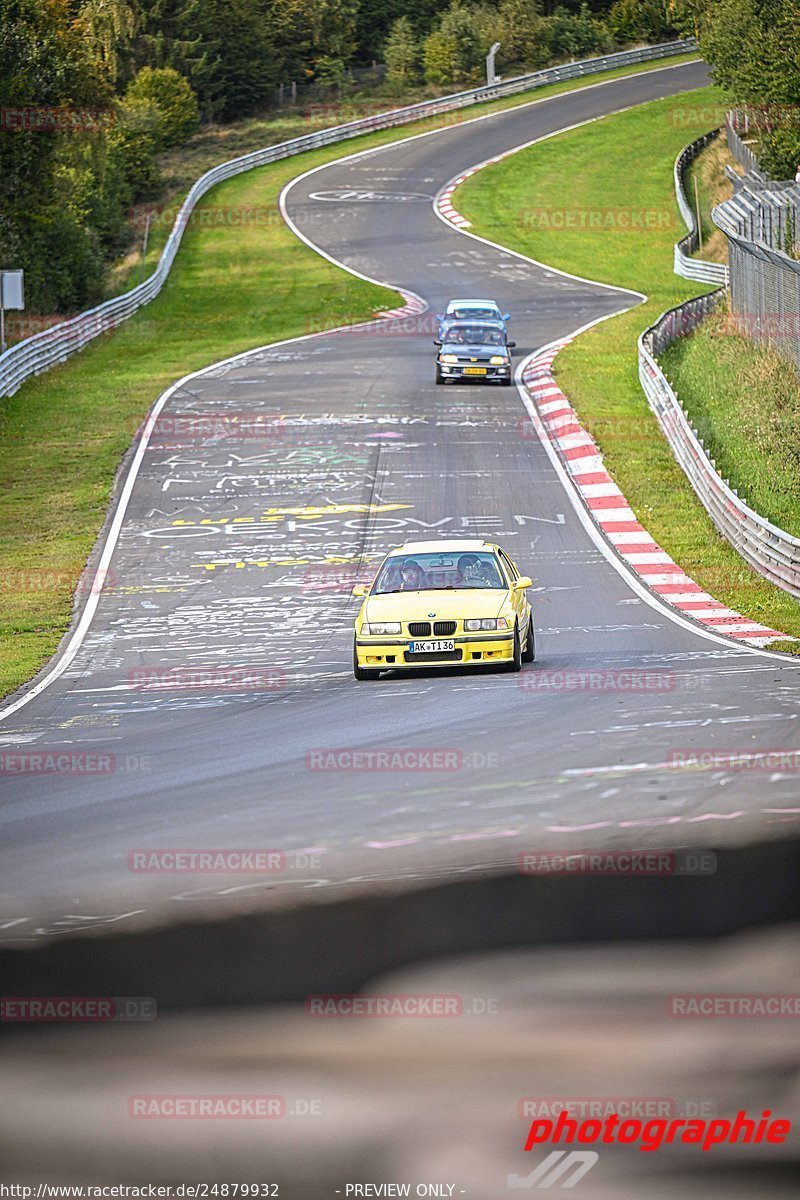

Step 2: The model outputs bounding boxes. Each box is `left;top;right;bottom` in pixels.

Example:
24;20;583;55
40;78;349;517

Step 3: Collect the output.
354;634;515;670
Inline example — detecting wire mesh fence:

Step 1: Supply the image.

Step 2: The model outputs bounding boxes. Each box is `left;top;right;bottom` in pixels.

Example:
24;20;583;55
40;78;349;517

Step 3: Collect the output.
713;114;800;371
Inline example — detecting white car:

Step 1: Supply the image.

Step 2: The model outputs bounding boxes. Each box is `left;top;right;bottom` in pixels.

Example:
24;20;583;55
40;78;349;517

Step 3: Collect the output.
437;298;510;336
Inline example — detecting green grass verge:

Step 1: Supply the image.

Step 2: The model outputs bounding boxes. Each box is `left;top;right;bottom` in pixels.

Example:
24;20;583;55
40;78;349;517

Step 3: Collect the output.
0;53;702;700
0;157;397;701
456;83;800;640
661;307;800;535
684;133;734;264
110;53;702;301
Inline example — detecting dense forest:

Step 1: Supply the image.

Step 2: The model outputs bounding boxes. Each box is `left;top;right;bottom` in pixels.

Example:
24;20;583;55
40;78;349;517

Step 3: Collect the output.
1;0;799;316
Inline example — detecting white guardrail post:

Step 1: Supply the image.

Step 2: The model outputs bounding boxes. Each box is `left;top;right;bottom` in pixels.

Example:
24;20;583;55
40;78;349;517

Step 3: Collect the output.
0;40;697;400
673;130;729;285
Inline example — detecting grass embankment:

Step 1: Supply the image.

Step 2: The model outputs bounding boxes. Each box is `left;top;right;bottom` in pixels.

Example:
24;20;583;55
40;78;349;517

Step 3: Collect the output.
13;52;700;318
0;53;701;700
456;84;800;641
0;156;397;700
108;52;701;300
684;133;736;263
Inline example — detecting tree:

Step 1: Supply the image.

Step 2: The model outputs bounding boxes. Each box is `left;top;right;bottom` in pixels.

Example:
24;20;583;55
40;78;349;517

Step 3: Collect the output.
547;4;605;59
0;0;109;311
190;0;280;119
76;0;138;87
310;0;360;68
384;16;420;89
700;0;800;109
498;0;551;70
423;7;484;87
133;0;211;95
608;0;675;43
266;0;315;86
665;0;710;38
126;66;199;145
700;0;800;177
353;0;406;67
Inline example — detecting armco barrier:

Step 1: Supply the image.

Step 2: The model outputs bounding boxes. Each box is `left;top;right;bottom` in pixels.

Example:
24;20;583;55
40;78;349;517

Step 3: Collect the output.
639;295;800;599
673;130;729;285
0;40;696;400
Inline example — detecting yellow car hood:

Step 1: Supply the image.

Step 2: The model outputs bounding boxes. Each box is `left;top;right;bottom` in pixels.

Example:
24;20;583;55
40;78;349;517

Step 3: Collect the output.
363;590;506;622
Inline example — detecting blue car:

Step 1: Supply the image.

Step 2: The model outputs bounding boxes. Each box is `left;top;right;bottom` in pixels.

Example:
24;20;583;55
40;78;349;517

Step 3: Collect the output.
434;319;516;386
436;299;511;337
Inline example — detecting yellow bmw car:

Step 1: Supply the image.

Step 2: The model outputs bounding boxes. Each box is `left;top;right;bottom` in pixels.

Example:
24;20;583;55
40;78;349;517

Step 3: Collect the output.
352;539;534;680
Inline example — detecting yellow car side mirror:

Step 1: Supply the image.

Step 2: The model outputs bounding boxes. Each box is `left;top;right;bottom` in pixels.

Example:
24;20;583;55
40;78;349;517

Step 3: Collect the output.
352;584;370;598
514;575;533;590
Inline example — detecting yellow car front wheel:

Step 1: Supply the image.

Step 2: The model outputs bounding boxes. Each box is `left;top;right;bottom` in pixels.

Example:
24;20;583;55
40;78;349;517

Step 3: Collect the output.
522;618;535;663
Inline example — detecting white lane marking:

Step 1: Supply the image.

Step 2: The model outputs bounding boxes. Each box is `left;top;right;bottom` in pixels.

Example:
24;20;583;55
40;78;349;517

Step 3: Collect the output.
0;60;717;724
420;121;800;663
0;311;427;723
280;59;704;296
514;345;799;662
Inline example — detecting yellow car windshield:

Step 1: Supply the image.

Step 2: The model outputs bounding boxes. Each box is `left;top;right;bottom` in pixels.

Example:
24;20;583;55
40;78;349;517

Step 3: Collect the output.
374;552;505;593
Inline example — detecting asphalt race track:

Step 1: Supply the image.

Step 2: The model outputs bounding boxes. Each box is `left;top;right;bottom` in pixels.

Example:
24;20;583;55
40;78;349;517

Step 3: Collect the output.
2;59;799;942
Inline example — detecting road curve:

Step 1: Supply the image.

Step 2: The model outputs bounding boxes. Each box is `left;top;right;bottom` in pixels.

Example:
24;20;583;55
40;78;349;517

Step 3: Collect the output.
2;60;800;944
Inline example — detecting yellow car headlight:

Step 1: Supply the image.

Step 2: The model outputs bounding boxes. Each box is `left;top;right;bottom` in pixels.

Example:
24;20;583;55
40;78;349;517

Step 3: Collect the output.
440;354;458;364
464;617;510;631
489;356;508;365
361;621;401;636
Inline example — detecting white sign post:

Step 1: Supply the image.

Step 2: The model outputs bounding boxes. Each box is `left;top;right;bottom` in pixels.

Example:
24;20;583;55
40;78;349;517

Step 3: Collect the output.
0;270;25;354
486;42;501;86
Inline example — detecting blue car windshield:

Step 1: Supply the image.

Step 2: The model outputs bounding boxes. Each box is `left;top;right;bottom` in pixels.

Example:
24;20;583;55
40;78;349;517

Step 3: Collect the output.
374;552;506;593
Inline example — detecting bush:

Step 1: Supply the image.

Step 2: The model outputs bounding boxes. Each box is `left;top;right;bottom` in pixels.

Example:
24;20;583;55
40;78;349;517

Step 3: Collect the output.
126;67;199;147
313;56;348;90
423;7;484;87
759;125;800;181
608;0;675;44
546;4;607;61
385;16;421;89
108;97;163;202
497;0;552;71
13;211;104;314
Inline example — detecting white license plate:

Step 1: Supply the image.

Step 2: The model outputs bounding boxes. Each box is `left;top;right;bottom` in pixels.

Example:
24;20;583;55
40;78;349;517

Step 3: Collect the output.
409;639;455;653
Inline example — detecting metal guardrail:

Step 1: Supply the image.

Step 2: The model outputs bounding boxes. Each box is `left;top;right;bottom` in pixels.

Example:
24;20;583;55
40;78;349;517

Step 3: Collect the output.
673;131;729;285
639;295;800;599
0;39;697;400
